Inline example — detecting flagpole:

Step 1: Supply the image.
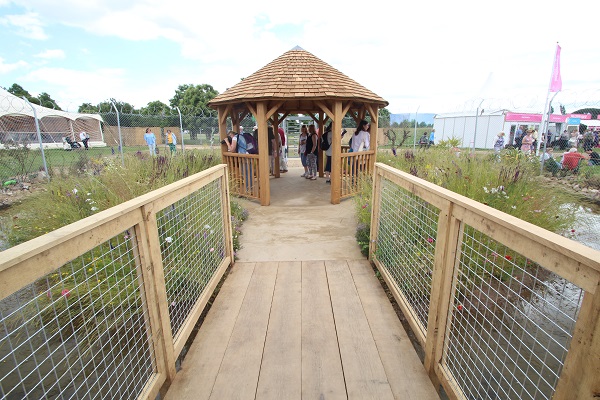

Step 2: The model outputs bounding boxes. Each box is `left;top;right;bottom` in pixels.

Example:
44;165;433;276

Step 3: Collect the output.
536;42;561;158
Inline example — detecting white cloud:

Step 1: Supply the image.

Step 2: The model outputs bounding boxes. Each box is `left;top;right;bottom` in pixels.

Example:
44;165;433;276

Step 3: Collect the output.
0;57;29;74
4;0;600;113
34;49;65;59
0;12;47;40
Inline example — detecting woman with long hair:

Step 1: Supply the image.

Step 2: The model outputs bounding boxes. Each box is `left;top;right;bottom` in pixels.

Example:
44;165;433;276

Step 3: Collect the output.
299;125;309;177
351;120;370;152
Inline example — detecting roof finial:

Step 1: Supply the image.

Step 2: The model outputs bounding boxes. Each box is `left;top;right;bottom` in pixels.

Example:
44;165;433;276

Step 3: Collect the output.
291;45;304;51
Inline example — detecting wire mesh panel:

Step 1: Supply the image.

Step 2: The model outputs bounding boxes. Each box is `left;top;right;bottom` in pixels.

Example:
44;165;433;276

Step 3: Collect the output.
442;224;583;400
374;178;439;332
156;179;227;339
0;229;156;399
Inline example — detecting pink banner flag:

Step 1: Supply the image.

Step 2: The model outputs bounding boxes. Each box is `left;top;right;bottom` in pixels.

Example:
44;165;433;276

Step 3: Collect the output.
549;44;562;92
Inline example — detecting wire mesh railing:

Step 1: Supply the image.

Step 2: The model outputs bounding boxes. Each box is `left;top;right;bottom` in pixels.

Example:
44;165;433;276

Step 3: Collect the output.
370;162;600;400
0;164;233;399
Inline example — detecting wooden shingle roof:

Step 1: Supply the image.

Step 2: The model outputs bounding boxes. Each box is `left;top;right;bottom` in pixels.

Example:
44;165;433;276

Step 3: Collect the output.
208;46;388;108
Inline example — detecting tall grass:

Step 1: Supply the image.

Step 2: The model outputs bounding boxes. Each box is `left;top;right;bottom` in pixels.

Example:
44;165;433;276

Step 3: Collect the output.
2;149;223;247
372;147;576;233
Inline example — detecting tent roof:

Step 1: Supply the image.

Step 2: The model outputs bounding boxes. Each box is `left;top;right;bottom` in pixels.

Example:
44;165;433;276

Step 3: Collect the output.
208;46;388;108
0;87;103;122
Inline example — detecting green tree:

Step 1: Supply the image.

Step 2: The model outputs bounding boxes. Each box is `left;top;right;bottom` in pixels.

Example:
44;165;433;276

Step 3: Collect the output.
78;103;98;113
170;84;219;115
378;108;390;127
37;92;62;110
141;100;171;115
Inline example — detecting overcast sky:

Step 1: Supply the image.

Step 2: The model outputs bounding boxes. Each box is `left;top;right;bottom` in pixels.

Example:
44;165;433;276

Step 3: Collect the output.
1;0;599;115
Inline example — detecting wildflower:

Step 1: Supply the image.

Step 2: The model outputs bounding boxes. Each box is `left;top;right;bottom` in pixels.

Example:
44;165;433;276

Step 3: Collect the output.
61;289;71;298
362;204;368;209
511;206;516;209
505;255;512;261
72;188;78;194
204;224;211;229
457;304;463;311
483;187;489;193
427;237;434;243
534;210;541;213
90;207;99;211
490;187;498;194
571;229;576;233
210;247;215;252
87;192;91;196
165;236;173;243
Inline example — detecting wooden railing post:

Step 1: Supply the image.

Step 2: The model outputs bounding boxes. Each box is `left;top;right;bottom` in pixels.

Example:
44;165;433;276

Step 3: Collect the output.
369;165;383;262
552;287;600;399
139;204;177;396
424;202;460;393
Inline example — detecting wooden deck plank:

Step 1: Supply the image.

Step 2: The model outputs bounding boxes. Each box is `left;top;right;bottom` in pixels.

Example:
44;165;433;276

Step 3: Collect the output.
255;261;302;399
209;261;278;400
164;262;256;400
301;260;347;400
326;260;395;400
348;259;439;399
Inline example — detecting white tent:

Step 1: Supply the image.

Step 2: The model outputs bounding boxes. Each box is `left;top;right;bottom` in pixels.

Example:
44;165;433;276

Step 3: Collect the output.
0;88;105;149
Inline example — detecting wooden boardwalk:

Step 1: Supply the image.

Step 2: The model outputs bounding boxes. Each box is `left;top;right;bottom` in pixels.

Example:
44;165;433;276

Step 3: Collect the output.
165;260;439;400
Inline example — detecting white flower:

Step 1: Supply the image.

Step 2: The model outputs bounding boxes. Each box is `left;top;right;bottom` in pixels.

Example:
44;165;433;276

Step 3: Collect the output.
90;207;99;211
72;188;78;194
490;187;498;194
483;187;489;193
165;236;173;243
511;206;516;209
204;224;211;229
87;192;91;196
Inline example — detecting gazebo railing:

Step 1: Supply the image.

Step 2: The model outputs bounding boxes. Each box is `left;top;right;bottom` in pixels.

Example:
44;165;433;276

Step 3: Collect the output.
223;152;260;200
340;150;375;199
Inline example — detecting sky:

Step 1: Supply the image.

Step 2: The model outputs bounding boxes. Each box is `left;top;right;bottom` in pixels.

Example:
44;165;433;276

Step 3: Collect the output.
1;0;599;116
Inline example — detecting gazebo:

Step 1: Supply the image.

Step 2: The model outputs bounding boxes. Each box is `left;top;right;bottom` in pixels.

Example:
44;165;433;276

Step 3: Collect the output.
208;46;388;205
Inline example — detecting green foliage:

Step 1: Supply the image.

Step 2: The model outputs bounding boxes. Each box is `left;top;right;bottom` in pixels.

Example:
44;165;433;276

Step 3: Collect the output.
169;84;219;115
353;175;373;257
437;136;462;148
3;150;222;246
378;108;390;127
376;148;576;233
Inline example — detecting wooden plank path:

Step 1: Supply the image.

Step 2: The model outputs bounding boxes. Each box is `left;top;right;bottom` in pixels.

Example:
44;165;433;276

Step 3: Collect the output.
164;260;439;400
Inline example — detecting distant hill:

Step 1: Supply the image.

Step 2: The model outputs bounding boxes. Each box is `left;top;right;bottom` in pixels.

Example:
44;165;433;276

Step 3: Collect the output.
390;113;436;126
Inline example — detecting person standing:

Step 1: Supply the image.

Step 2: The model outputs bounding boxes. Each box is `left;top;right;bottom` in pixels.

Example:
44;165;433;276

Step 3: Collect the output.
493;132;505;158
351;120;370;153
278;126;288;172
79;131;90;150
521;130;534;153
428;129;435;147
166;130;177;154
306;125;318;180
299;125;309;177
144;128;156;155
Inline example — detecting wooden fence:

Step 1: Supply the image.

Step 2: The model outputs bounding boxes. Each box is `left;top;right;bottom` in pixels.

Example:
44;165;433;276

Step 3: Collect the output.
370;162;600;400
0;164;233;399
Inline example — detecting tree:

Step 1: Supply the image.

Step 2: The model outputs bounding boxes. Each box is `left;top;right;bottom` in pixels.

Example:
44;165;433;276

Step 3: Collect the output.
38;92;61;110
7;83;37;105
78;103;98;113
170;84;219;115
378;108;390;127
141;100;171;115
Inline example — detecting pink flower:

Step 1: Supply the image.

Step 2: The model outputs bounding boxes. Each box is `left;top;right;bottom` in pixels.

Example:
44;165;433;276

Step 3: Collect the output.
61;289;71;298
457;305;463;311
427;237;434;243
210;247;215;252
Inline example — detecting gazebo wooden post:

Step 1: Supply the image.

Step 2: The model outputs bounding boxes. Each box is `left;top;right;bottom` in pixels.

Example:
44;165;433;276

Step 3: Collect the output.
257;102;270;205
368;105;379;172
273;117;281;178
217;106;229;162
331;101;342;204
